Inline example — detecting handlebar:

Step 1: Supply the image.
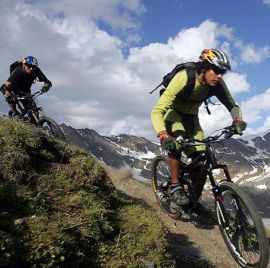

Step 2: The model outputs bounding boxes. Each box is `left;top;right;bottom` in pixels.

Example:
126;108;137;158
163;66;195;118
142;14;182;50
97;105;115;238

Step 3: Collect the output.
16;90;44;101
176;126;238;148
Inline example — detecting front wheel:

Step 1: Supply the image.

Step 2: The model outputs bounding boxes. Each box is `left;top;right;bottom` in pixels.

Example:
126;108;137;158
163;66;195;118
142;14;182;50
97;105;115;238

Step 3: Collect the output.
151;155;181;219
39;116;66;141
216;181;269;268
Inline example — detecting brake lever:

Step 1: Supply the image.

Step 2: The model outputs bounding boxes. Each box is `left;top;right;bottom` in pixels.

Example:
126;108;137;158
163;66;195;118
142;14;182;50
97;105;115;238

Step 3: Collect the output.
180;139;196;148
223;128;235;139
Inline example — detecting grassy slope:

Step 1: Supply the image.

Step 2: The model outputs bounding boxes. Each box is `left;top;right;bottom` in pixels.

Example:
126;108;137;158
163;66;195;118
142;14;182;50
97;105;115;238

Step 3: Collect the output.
0;117;171;267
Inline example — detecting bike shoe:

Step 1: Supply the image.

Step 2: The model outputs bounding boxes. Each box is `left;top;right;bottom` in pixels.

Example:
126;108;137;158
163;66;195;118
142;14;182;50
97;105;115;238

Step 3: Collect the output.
8;110;13;118
169;184;190;206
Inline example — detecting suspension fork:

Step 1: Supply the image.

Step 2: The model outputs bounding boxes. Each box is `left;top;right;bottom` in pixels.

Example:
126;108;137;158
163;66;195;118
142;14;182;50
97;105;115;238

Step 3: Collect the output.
29;111;40;125
207;168;223;201
209;164;230;197
208;166;231;227
16;101;26;116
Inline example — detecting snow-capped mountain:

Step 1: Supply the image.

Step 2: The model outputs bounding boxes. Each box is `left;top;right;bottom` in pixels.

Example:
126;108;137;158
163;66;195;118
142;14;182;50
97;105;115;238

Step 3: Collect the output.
61;124;270;217
61;124;270;186
61;124;162;180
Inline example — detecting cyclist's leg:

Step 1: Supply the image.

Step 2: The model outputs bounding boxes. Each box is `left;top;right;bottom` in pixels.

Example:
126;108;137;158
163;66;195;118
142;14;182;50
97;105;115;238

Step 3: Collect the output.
188;152;208;214
17;89;31;110
7;99;19;117
164;109;185;183
183;115;207;209
182;114;206;156
164;110;189;205
1;89;17;116
21;98;30;111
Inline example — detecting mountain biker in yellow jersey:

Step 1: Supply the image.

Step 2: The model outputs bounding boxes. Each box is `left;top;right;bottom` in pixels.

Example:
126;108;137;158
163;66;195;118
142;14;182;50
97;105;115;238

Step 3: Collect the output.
151;48;247;208
0;56;52;118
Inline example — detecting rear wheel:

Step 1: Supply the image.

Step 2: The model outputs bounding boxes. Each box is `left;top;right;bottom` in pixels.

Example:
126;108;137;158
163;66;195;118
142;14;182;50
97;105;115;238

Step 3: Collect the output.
151;156;181;219
39;116;66;141
216;181;269;268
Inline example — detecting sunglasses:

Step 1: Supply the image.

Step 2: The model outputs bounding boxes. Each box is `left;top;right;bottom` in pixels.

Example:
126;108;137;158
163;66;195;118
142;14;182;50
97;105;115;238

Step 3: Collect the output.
212;66;227;75
24;63;35;69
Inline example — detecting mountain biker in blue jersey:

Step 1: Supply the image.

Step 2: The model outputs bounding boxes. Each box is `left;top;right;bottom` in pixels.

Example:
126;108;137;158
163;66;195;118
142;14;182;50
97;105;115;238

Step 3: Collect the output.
151;49;247;209
0;56;52;118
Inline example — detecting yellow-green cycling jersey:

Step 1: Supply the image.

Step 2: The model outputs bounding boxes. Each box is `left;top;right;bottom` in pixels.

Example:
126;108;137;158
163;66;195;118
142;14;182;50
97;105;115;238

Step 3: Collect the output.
151;68;242;136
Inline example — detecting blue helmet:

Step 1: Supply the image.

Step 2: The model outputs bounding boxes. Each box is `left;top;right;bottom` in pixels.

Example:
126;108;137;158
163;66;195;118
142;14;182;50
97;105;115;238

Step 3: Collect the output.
22;56;39;67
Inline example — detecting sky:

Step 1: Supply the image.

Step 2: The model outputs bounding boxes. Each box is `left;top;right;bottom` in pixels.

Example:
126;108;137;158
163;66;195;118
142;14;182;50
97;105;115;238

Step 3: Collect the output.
1;0;270;141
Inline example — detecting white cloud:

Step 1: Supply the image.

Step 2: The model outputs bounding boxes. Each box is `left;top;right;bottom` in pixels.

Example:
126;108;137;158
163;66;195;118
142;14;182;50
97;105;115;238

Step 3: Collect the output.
37;0;146;42
259;116;270;130
109;115;152;138
234;40;270;64
199;104;232;135
263;0;270;6
127;19;235;87
0;1;269;140
241;88;270;123
223;72;250;95
244;118;270;136
242;88;270;111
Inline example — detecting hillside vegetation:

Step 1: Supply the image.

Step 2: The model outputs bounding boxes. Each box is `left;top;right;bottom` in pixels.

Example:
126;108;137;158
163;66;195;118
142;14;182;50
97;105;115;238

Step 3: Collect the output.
0;117;171;267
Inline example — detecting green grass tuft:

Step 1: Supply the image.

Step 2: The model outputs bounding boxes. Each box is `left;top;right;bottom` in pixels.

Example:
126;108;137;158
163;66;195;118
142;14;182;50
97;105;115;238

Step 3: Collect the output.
0;117;169;267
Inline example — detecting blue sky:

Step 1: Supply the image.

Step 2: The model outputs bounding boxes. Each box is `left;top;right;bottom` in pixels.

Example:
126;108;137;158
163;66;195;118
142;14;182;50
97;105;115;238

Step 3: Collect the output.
140;1;269;45
1;0;270;140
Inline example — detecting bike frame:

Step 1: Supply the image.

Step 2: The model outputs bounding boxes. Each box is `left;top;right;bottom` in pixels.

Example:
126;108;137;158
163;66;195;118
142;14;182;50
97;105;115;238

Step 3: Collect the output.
179;129;241;226
8;90;66;141
152;128;269;267
13;91;43;125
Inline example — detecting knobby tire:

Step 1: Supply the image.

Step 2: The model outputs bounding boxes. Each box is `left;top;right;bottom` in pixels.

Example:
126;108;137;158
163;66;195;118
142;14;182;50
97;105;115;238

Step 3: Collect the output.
151;155;181;219
39;116;66;141
216;181;269;268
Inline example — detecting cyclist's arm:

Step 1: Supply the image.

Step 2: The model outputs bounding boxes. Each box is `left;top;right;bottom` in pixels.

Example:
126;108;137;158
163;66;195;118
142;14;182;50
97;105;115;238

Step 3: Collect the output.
151;70;188;135
1;81;17;92
6;67;22;91
4;81;13;87
35;67;52;88
214;80;243;119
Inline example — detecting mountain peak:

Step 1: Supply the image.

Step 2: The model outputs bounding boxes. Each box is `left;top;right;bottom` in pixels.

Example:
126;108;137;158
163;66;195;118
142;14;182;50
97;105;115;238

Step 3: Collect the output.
61;124;270;187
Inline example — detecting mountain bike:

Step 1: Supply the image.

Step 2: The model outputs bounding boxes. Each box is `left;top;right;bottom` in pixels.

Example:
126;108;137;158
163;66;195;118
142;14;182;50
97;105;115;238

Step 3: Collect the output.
8;90;66;141
151;126;269;268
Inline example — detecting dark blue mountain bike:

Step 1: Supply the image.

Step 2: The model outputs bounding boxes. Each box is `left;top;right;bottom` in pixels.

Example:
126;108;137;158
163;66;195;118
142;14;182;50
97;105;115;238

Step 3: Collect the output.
151;126;269;268
8;90;66;141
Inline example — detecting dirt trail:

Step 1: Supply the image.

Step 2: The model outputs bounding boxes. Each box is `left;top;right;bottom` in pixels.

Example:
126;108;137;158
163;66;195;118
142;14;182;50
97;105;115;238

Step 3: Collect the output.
107;169;267;268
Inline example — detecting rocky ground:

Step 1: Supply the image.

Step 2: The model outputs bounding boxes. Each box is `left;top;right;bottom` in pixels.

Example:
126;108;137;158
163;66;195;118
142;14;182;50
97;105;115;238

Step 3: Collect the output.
107;168;270;268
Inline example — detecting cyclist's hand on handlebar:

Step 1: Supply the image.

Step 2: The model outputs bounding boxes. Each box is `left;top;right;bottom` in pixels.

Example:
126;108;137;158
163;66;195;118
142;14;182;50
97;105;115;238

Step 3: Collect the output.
158;131;184;151
1;85;13;101
232;117;247;135
158;131;177;151
161;136;178;151
3;90;13;101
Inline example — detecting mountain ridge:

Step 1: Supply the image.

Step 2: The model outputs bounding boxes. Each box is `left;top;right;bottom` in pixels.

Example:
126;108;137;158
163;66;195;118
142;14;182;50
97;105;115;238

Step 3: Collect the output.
61;124;270;219
61;123;270;185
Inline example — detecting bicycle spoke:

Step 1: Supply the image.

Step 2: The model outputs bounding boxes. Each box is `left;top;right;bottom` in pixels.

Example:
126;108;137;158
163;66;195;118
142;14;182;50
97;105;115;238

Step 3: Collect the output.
216;182;269;267
151;127;269;268
155;160;170;184
39;117;66;141
151;156;181;219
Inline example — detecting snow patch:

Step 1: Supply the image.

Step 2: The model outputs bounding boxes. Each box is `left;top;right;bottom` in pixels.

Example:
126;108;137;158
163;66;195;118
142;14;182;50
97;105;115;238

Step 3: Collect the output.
257;184;267;190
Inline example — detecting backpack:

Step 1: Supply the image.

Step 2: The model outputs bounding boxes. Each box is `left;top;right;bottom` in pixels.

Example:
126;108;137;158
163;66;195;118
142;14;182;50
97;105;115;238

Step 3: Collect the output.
149;62;211;114
9;61;22;75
